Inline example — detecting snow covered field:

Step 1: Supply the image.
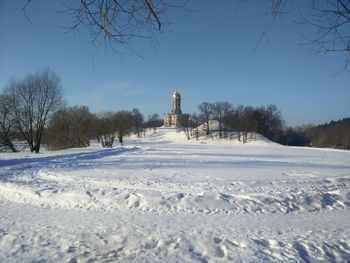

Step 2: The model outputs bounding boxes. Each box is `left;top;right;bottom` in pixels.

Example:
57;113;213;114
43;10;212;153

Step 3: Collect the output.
1;128;350;262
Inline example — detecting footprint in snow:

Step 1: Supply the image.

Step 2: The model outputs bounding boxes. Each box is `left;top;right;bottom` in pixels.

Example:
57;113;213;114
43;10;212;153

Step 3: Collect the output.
213;237;223;244
214;245;226;258
144;239;160;250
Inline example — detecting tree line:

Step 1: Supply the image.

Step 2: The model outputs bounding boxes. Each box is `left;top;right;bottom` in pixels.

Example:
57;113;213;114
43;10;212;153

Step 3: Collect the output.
1;69;349;152
180;102;284;143
278;119;350;150
0;69;163;153
183;102;350;149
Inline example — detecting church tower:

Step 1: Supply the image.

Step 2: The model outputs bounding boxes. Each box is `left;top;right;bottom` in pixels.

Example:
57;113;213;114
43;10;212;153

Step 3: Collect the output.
172;91;182;115
163;90;184;127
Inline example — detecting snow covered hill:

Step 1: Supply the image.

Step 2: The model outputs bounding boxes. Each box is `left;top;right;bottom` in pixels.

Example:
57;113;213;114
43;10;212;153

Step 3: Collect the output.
136;126;278;146
0;129;350;262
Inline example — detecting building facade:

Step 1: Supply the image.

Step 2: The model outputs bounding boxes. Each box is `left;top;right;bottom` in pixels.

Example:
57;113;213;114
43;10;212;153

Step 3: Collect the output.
164;91;182;127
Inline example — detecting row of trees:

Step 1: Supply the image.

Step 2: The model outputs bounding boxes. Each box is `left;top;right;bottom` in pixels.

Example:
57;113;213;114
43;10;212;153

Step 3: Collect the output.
187;102;349;149
46;108;166;150
44;107;153;150
1;69;348;152
308;118;350;149
278;119;350;150
180;102;284;143
0;69;164;153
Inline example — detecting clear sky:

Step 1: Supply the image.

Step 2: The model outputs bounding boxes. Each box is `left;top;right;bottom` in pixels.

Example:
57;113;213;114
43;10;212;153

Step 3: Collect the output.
0;0;349;126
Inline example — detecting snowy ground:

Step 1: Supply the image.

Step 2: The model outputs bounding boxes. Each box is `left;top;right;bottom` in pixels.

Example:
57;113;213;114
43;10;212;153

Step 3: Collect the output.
1;128;350;262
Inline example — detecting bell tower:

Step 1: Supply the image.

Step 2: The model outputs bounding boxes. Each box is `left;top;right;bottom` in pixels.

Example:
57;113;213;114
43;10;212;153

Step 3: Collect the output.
172;90;181;115
164;90;184;127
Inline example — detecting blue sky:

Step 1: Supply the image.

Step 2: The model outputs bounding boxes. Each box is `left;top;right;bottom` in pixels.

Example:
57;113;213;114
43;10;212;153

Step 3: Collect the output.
0;0;349;126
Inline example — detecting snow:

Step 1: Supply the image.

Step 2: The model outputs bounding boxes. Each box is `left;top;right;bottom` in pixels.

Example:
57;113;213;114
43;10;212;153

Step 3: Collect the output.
1;127;350;262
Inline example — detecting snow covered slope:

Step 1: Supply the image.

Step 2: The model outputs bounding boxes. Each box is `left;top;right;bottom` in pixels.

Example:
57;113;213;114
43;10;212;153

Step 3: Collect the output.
0;129;350;262
136;126;277;146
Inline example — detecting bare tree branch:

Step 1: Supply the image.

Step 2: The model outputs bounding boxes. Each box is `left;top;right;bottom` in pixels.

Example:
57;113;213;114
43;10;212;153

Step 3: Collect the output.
244;0;350;74
21;0;187;55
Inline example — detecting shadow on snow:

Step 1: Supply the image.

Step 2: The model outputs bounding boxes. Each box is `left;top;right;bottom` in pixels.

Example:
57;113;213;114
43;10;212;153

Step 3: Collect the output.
0;147;140;181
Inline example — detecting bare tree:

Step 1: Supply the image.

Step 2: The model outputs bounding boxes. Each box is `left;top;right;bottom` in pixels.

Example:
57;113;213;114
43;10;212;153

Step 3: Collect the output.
190;113;201;140
5;69;63;153
0;95;18;152
198;102;213;135
97;112;118;148
231;105;245;142
179;113;191;140
144;113;163;131
114;111;134;144
212;101;233;139
46;106;95;150
20;1;349;71
131;108;144;138
256;104;284;141
241;106;257;142
21;0;187;54
249;0;350;72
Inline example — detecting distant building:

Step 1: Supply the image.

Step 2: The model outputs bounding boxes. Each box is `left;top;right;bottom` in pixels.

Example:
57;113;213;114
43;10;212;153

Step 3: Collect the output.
164;91;183;127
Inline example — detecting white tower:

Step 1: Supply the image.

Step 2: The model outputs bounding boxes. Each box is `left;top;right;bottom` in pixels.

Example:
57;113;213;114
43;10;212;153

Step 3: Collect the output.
172;90;181;115
164;90;183;127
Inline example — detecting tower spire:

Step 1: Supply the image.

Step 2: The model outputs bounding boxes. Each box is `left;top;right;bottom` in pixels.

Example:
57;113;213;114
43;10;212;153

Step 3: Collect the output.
172;90;181;114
